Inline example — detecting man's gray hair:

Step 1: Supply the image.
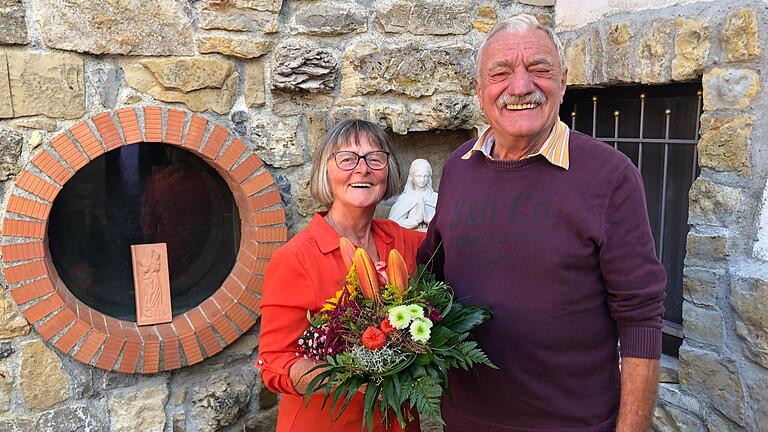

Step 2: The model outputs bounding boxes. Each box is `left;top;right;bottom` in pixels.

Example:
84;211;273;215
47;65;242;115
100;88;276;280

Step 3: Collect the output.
475;14;566;79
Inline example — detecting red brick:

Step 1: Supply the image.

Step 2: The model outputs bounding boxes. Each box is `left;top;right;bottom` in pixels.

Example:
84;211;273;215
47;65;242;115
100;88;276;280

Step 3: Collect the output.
155;323;177;339
15;171;60;202
2;241;45;263
212;289;236;312
242;171;274;196
54;319;90;353
31;151;72;185
172;314;194;337
2;219;46;239
36;307;75;340
196;324;222;357
227;304;256;332
118;340;141;373
231;154;265;184
92;112;123;150
122;322;142;342
253;209;286;226
246;276;264;295
104;316;124;337
184;115;208;150
7;195;50;220
222;275;245;298
165;109;186;146
89;310;107;333
186;308;209;332
51;134;87;171
245;242;279;259
161;338;181;371
70;122;104;160
231;262;251;287
144;107;163;143
95;336;124;371
202;124;229;160
199;298;222;322
237;289;261;316
10;277;54;305
211;315;239;345
217;138;247;170
138;325;160;342
73;330;107;364
249;189;282;211
180;333;203;365
142;340;161;373
117;108;143;144
253;226;288;243
4;260;47;284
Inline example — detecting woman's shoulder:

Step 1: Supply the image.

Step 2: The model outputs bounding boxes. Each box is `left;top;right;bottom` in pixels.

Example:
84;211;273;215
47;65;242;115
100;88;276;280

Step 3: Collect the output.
373;218;426;244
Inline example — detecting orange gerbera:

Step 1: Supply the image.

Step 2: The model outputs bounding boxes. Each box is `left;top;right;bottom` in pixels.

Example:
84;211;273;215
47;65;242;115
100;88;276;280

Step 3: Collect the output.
361;326;386;350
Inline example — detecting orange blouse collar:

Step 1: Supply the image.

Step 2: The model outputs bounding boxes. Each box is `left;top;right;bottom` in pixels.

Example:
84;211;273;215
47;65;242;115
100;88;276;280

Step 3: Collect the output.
310;212;394;256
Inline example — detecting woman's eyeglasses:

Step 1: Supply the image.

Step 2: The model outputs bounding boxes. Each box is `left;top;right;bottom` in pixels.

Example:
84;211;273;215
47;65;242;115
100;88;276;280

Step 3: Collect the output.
331;151;390;171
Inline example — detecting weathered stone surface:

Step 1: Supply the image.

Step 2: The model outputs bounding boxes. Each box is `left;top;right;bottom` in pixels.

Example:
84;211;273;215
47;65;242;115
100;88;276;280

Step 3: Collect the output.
270;91;335;117
200;0;280;33
289;2;367;36
0;341;12;359
171;387;186;406
0;295;28;338
35;404;104;432
0;52;10;118
196;36;272;58
688;177;742;226
250;115;304;168
672;18;709;81
652;401;706;431
172;413;185;432
659;354;679;384
410;94;482;132
683;267;721;307
123;94;142;104
656;384;704;419
682;301;725;346
703;68;760;110
721;9;759;62
0;0;27;44
375;1;471;35
731;277;768;368
242;407;278;432
341;41;474;98
28;130;43;150
109;384;168;432
245;60;265;107
587;28;606;83
271;40;338;93
686;231;727;261
472;6;497;33
697;114;752;175
304;111;328;158
293;164;323;217
637;21;672;83
191;373;251;432
566;37;586;85
607;23;633;82
0;370;11;413
748;376;768;432
12;117;58;132
7;52;85;119
368;101;408;134
29;0;194;55
124;58;238;114
89;66;120;109
20;340;69;410
679;344;745;425
0;128;22;181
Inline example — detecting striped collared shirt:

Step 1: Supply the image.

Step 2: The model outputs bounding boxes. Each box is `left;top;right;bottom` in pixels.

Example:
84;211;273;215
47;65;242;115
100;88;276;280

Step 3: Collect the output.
461;120;571;170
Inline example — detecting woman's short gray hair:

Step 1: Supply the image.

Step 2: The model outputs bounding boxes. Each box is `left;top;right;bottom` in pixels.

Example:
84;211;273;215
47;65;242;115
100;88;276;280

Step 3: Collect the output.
475;14;566;79
309;119;403;207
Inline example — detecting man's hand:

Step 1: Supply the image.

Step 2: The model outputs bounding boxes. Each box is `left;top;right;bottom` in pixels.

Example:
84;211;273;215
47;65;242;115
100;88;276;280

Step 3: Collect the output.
616;357;660;432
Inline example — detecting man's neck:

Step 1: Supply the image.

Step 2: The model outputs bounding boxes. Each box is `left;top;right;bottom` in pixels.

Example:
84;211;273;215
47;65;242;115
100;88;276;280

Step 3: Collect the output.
490;122;557;161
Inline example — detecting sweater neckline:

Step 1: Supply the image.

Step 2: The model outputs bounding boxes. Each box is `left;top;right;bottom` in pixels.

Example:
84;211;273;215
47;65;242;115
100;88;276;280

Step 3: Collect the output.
483;153;546;170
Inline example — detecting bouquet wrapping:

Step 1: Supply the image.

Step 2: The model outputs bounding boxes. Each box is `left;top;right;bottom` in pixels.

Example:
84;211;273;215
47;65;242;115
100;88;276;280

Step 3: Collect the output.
297;237;496;430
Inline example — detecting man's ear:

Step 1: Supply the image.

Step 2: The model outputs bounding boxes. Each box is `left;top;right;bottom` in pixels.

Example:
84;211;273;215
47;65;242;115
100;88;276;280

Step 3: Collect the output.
560;67;568;100
474;76;483;109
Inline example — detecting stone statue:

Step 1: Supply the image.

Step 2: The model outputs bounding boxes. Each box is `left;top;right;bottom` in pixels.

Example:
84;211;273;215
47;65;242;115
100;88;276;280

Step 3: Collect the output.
388;159;438;231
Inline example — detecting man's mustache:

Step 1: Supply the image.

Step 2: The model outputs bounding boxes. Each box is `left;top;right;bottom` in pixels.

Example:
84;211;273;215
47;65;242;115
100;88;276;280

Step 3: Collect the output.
496;90;547;109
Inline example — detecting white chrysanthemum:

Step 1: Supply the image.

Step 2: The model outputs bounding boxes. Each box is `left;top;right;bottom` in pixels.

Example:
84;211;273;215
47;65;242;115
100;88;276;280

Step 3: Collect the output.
388;305;412;329
409;317;432;343
405;304;424;319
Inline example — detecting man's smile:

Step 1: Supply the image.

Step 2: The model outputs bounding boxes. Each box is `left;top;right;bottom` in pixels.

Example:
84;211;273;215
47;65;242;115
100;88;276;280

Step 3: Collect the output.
505;103;539;111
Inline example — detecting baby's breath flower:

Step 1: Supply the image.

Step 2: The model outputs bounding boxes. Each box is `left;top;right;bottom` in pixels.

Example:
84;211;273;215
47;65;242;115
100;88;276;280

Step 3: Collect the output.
409;318;432;343
406;304;424;319
388;305;412;329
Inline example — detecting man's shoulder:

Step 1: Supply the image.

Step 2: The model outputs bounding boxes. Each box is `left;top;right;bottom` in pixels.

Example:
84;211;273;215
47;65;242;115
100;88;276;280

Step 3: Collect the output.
569;129;635;174
443;137;480;169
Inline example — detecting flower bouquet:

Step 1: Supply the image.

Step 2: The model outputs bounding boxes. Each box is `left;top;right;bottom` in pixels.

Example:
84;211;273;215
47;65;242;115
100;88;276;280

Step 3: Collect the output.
297;237;496;431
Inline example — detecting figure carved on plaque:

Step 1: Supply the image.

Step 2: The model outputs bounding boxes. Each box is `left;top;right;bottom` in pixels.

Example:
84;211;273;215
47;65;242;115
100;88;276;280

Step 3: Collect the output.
388;159;438;231
131;243;172;326
139;248;162;318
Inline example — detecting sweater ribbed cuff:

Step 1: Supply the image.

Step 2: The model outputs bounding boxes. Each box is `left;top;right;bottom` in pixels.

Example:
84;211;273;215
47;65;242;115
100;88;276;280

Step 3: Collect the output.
619;327;662;359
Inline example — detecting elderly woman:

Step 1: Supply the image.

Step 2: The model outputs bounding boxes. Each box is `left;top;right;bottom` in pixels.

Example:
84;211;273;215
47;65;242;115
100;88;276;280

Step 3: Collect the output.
257;119;424;431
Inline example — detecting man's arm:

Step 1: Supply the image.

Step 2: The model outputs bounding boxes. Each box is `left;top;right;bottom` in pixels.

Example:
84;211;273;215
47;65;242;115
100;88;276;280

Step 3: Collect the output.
616;357;660;432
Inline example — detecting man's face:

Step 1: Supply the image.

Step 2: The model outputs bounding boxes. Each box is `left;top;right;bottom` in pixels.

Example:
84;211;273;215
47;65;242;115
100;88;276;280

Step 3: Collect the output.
475;29;567;149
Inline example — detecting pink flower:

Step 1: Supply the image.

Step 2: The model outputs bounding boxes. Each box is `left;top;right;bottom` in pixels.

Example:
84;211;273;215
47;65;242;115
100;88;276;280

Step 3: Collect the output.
374;261;389;286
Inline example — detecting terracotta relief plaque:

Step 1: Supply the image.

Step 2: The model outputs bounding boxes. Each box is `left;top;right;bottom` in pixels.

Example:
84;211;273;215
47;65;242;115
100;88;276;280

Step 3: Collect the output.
131;243;172;326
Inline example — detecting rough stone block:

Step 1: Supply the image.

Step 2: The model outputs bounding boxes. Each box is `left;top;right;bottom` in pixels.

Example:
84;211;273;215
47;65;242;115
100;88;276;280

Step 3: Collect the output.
754;177;768;261
566;37;586;85
685;230;728;261
721;9;760;62
340;41;474;98
731;276;768;368
703;68;760;110
682;301;725;346
587;28;606;84
250;115;304;168
683;266;722;307
679;343;745;425
200;0;280;33
637;21;673;84
0;128;22;180
653;400;706;431
472;6;497;33
88;66;120;109
7;52;85;119
20;340;69;410
688;177;742;226
0;297;29;338
191;373;251;432
0;0;28;45
747;376;768;431
271;40;338;94
0;52;10;118
375;0;471;35
697;114;752;175
606;22;633;82
289;1;367;36
34;405;104;432
28;0;194;55
196;36;272;59
672;17;709;81
245;60;265;108
109;384;168;432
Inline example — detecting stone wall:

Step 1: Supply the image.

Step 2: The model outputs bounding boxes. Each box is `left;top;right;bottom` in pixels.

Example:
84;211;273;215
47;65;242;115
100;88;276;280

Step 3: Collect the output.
0;1;553;431
559;1;768;430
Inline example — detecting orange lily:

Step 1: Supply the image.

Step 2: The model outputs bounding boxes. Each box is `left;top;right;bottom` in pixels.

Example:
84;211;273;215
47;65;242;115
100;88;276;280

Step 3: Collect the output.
339;237;356;269
386;249;408;297
353;247;380;302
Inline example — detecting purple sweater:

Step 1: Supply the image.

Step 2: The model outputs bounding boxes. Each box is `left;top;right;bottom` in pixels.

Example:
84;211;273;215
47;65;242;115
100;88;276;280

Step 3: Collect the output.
418;131;666;432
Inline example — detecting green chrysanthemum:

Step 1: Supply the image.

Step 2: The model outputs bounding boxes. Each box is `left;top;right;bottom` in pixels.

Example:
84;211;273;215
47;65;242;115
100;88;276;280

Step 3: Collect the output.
388;305;412;329
409;317;432;343
406;304;424;319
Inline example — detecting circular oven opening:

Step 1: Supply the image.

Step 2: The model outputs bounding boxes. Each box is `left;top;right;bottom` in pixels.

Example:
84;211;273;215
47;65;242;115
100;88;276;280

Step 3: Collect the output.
48;144;241;321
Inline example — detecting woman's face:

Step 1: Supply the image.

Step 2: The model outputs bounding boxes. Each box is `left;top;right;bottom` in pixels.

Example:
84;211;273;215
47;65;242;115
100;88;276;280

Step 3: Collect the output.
327;135;389;213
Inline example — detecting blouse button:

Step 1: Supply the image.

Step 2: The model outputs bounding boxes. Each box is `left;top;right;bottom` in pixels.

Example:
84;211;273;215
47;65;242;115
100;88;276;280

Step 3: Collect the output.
257;359;264;365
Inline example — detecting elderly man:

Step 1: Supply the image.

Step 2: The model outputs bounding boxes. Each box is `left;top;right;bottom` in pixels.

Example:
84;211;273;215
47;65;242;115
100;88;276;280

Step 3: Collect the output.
418;14;666;432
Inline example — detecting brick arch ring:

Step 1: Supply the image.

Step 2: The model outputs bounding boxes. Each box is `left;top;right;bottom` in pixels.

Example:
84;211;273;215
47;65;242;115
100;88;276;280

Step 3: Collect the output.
1;107;287;373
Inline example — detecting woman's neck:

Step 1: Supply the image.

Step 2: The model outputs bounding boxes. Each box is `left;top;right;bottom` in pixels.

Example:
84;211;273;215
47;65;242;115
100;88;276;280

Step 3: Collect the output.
326;205;378;260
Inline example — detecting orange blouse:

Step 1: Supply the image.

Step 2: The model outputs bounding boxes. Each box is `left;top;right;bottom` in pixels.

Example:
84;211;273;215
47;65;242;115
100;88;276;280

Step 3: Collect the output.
257;213;425;432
